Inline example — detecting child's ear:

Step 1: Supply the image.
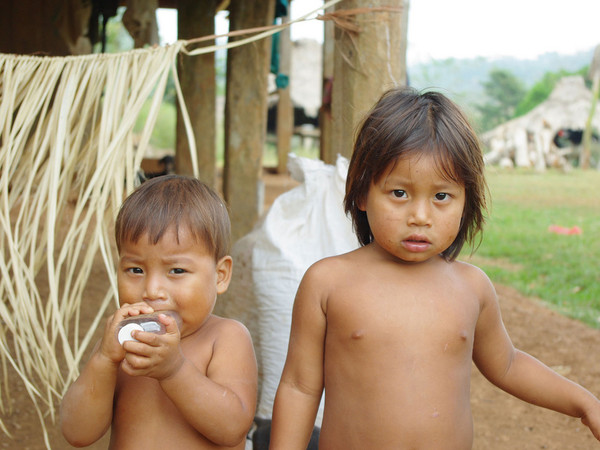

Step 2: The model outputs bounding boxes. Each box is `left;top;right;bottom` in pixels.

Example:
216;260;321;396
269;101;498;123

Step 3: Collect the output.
356;195;367;212
215;255;233;295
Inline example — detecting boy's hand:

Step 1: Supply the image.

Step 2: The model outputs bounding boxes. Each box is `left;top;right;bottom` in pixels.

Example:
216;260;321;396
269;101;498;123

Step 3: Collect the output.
99;302;155;365
120;313;185;380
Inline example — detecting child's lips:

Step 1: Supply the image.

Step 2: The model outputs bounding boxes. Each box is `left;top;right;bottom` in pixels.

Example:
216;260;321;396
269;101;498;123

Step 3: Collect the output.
402;235;431;252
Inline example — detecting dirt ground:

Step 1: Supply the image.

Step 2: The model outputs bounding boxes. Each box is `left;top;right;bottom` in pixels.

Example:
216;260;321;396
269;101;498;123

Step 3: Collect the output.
3;172;600;449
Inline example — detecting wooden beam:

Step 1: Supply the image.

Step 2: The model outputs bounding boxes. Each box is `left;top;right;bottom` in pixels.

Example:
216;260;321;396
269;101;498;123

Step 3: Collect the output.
224;0;275;242
0;0;77;56
176;0;217;186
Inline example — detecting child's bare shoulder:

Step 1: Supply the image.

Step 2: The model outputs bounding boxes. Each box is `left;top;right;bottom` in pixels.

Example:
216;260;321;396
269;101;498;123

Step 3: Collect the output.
203;315;253;341
182;316;253;356
303;249;362;282
453;259;497;299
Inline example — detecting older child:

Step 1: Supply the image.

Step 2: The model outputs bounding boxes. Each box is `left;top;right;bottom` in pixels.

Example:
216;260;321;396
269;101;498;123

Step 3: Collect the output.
60;175;257;449
270;88;600;448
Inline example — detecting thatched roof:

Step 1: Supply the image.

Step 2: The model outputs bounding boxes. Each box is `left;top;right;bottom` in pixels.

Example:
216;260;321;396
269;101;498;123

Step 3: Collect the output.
483;75;600;142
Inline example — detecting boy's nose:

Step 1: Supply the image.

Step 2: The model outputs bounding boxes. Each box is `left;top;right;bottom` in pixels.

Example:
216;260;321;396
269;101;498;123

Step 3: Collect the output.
143;276;167;301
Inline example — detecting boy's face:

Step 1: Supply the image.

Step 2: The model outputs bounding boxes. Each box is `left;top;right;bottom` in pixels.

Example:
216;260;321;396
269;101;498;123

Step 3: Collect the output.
117;225;231;337
358;154;465;263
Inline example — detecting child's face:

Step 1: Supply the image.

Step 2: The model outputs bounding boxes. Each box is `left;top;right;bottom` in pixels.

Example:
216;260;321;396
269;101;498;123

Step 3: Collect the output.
117;225;231;337
359;154;465;263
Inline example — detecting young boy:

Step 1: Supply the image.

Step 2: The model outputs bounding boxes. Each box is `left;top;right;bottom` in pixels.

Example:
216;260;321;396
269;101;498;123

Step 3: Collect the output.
270;88;600;448
60;175;257;449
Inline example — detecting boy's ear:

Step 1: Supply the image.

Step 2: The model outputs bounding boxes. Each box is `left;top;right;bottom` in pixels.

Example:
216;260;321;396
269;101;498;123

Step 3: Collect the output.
215;255;233;295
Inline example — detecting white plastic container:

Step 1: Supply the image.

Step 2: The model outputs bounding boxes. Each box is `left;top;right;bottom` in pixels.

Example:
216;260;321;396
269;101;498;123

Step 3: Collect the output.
117;311;182;344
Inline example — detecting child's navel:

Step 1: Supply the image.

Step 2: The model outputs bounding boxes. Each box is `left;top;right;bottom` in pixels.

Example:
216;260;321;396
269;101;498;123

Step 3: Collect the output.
351;329;365;339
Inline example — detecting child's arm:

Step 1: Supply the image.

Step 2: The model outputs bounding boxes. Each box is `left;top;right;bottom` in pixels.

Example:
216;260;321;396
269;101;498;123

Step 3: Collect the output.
123;316;257;447
60;302;154;446
270;263;329;449
471;269;600;440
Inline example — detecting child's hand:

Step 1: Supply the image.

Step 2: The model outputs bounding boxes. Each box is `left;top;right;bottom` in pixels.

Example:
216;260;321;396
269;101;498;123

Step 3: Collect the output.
120;313;184;380
581;404;600;441
98;302;155;365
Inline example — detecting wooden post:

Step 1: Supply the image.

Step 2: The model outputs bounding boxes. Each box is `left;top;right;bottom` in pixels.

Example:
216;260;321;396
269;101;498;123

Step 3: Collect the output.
332;0;409;159
224;0;275;242
320;1;336;164
276;7;293;174
582;44;600;170
176;0;217;186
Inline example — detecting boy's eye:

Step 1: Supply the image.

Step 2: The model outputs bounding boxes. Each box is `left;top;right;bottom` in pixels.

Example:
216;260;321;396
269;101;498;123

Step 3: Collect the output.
435;193;449;201
392;190;407;198
127;267;143;274
170;268;186;275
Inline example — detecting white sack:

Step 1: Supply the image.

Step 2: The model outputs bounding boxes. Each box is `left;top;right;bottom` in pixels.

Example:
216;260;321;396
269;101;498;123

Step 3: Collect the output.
215;154;358;424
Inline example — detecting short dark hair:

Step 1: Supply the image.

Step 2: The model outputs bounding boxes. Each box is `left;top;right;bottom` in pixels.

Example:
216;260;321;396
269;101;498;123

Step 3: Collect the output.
115;175;231;260
344;87;487;261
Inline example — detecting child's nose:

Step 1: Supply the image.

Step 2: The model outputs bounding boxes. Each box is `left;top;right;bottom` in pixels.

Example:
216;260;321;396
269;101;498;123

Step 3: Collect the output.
143;276;167;301
407;200;432;226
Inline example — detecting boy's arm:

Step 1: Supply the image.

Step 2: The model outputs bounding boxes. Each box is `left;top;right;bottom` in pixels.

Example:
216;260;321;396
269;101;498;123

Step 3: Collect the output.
60;302;154;446
59;343;119;446
270;263;328;449
156;319;258;447
472;271;600;440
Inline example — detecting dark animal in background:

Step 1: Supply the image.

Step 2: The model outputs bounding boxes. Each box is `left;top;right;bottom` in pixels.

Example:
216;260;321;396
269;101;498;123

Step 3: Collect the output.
553;128;599;148
137;155;175;183
266;103;319;134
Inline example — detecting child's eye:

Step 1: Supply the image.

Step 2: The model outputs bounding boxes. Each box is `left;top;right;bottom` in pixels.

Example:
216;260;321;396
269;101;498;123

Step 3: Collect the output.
435;193;449;201
127;267;143;274
392;190;407;198
170;268;186;275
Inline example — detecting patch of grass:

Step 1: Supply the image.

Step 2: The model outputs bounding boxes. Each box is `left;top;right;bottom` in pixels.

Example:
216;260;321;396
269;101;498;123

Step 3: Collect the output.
464;168;600;327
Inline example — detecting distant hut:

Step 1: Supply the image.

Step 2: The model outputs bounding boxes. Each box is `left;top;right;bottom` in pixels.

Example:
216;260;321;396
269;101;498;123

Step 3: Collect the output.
482;76;600;170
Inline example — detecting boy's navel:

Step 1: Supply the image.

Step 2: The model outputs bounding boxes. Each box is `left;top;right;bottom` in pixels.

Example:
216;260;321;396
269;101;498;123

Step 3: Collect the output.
351;329;365;339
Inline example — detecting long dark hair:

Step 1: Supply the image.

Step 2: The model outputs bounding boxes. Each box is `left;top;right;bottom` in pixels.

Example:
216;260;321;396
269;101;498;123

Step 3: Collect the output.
344;87;487;261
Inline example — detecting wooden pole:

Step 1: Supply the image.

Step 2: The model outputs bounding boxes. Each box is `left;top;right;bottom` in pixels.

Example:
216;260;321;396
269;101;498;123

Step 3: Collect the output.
224;0;276;242
320;1;336;164
582;44;600;169
332;0;409;159
176;0;217;186
276;6;293;174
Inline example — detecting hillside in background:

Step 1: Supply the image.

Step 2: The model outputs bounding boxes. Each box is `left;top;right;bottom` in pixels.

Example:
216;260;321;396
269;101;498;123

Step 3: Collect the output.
408;48;596;117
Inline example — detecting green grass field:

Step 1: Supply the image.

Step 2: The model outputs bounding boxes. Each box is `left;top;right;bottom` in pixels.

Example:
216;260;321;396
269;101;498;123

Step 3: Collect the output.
464;168;600;328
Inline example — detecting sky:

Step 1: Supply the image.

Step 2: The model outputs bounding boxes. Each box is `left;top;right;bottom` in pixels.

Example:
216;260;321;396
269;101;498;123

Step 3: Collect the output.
157;0;600;66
